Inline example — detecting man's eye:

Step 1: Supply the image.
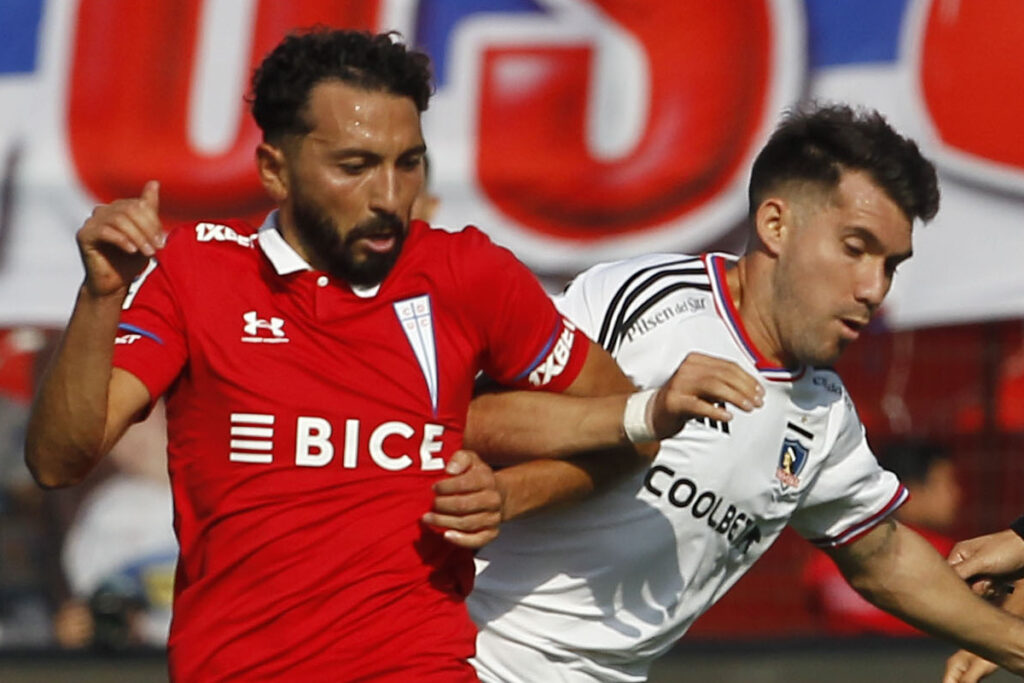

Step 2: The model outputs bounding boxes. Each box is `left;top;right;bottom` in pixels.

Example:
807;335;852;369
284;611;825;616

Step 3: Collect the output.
843;241;865;257
339;164;367;174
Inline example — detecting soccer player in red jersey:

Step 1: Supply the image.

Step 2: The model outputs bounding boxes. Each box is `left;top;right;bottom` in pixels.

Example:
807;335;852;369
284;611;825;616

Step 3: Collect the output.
25;29;757;681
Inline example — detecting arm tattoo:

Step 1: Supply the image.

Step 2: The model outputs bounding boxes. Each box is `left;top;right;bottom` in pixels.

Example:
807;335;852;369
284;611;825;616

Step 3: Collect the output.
835;516;900;569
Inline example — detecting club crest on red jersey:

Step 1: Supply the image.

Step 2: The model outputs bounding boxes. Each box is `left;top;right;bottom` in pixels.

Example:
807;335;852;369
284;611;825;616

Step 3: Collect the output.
394;295;439;413
776;438;808;489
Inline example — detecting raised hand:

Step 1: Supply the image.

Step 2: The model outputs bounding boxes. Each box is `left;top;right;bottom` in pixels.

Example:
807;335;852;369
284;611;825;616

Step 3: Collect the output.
76;180;164;297
648;352;764;439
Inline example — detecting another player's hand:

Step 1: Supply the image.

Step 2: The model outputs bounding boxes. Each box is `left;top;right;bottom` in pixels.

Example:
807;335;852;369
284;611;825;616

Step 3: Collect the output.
943;649;1000;683
423;450;503;549
649;352;764;438
948;530;1024;593
77;180;165;297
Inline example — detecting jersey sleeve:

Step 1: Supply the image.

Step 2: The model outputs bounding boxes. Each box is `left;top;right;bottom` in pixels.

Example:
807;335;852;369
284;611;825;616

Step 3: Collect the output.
456;228;588;393
788;390;907;548
552;252;695;350
112;233;189;403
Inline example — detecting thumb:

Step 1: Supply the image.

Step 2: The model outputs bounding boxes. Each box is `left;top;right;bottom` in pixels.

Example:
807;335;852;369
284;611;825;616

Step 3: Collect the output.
141;180;160;212
950;554;984;581
445;449;474;475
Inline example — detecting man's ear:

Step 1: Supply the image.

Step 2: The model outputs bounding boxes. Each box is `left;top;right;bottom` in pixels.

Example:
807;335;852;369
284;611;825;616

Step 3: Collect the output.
256;142;289;203
753;197;789;257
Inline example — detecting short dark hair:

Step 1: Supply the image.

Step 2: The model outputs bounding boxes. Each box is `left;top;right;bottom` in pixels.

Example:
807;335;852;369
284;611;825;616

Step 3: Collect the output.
249;28;433;143
877;438;950;486
748;103;939;223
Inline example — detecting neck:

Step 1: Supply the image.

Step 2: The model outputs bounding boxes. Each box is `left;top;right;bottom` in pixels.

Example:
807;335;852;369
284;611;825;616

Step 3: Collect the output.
275;208;323;271
727;253;793;368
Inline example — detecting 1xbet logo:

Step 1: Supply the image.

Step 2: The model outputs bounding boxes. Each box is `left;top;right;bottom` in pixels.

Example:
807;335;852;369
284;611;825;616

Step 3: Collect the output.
529;319;576;387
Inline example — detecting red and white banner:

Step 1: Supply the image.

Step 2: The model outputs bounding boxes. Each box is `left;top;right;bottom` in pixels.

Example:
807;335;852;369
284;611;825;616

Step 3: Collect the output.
0;0;1022;329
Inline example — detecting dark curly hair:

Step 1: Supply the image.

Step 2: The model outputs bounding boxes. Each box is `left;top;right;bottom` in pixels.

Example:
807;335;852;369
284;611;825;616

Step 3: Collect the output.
748;103;939;223
249;28;433;143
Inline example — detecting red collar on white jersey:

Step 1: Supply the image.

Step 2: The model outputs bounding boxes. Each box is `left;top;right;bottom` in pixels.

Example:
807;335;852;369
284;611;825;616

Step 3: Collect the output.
703;252;805;382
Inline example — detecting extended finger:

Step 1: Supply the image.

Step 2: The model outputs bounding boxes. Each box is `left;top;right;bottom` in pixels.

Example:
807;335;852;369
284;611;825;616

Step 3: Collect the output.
667;374;761;415
672;360;763;411
423;510;501;533
92;223;148;256
444;449;477;476
95;209;159;256
951;554;986;581
440;528;499;549
668;394;734;424
685;354;764;397
432;468;495;496
696;377;764;412
140;180;160;213
429;489;502;516
116;195;164;252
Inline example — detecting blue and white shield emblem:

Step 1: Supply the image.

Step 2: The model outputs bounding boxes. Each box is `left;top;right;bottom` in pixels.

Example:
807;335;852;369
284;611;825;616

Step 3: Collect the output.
776;438;809;488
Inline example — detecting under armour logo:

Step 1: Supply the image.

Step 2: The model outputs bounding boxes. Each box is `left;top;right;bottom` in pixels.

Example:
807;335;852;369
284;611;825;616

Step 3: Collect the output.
242;311;289;343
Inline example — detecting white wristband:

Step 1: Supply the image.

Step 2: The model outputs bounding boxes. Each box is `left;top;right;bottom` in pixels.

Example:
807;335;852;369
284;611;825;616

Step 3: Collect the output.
623;389;659;443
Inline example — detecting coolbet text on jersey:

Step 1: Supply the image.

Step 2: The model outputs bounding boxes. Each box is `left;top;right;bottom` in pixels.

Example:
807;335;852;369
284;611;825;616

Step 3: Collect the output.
113;215;588;682
469;252;906;683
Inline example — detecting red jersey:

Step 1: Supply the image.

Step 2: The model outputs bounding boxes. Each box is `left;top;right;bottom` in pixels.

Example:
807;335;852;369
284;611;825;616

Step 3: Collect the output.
113;216;588;682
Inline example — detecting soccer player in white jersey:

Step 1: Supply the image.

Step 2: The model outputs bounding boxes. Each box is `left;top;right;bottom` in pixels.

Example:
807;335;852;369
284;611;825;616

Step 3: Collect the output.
463;104;1024;681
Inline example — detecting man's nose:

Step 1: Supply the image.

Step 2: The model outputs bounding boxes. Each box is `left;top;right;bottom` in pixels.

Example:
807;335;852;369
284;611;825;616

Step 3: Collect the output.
369;167;401;215
855;260;889;309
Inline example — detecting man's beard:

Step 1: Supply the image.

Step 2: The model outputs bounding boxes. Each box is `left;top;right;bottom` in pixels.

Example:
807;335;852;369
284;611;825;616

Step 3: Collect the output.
291;195;406;287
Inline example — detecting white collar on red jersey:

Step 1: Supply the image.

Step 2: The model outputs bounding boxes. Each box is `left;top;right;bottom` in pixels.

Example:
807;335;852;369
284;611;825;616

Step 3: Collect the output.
256;211;381;298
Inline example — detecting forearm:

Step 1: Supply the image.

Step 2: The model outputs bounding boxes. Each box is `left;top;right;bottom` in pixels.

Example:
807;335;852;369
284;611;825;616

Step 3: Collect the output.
25;285;128;487
466;391;642;462
835;520;1024;673
495;446;646;521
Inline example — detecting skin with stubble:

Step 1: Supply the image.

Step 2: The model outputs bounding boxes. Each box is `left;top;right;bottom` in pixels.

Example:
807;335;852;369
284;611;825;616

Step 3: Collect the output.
258;79;428;287
730;170;913;369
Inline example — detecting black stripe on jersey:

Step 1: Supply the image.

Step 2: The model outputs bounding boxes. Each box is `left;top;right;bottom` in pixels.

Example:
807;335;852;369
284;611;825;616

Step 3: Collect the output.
595;257;702;349
786;421;814;440
608;280;712;353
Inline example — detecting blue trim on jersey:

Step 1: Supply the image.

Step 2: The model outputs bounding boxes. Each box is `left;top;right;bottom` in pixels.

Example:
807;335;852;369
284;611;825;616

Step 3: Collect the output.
511;321;560;382
118;323;165;346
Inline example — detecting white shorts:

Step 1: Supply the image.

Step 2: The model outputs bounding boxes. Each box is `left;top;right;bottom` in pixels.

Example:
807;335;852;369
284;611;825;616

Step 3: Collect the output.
472;625;648;683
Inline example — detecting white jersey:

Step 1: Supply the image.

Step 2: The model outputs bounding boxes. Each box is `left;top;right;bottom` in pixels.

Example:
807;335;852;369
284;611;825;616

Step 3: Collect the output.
469;252;905;683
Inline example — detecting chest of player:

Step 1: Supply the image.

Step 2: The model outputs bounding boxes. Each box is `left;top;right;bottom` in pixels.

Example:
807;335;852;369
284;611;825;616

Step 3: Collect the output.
188;267;482;411
167;265;488;481
637;372;838;556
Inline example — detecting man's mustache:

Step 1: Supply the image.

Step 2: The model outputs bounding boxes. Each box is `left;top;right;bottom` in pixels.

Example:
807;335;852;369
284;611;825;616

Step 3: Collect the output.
345;213;404;245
